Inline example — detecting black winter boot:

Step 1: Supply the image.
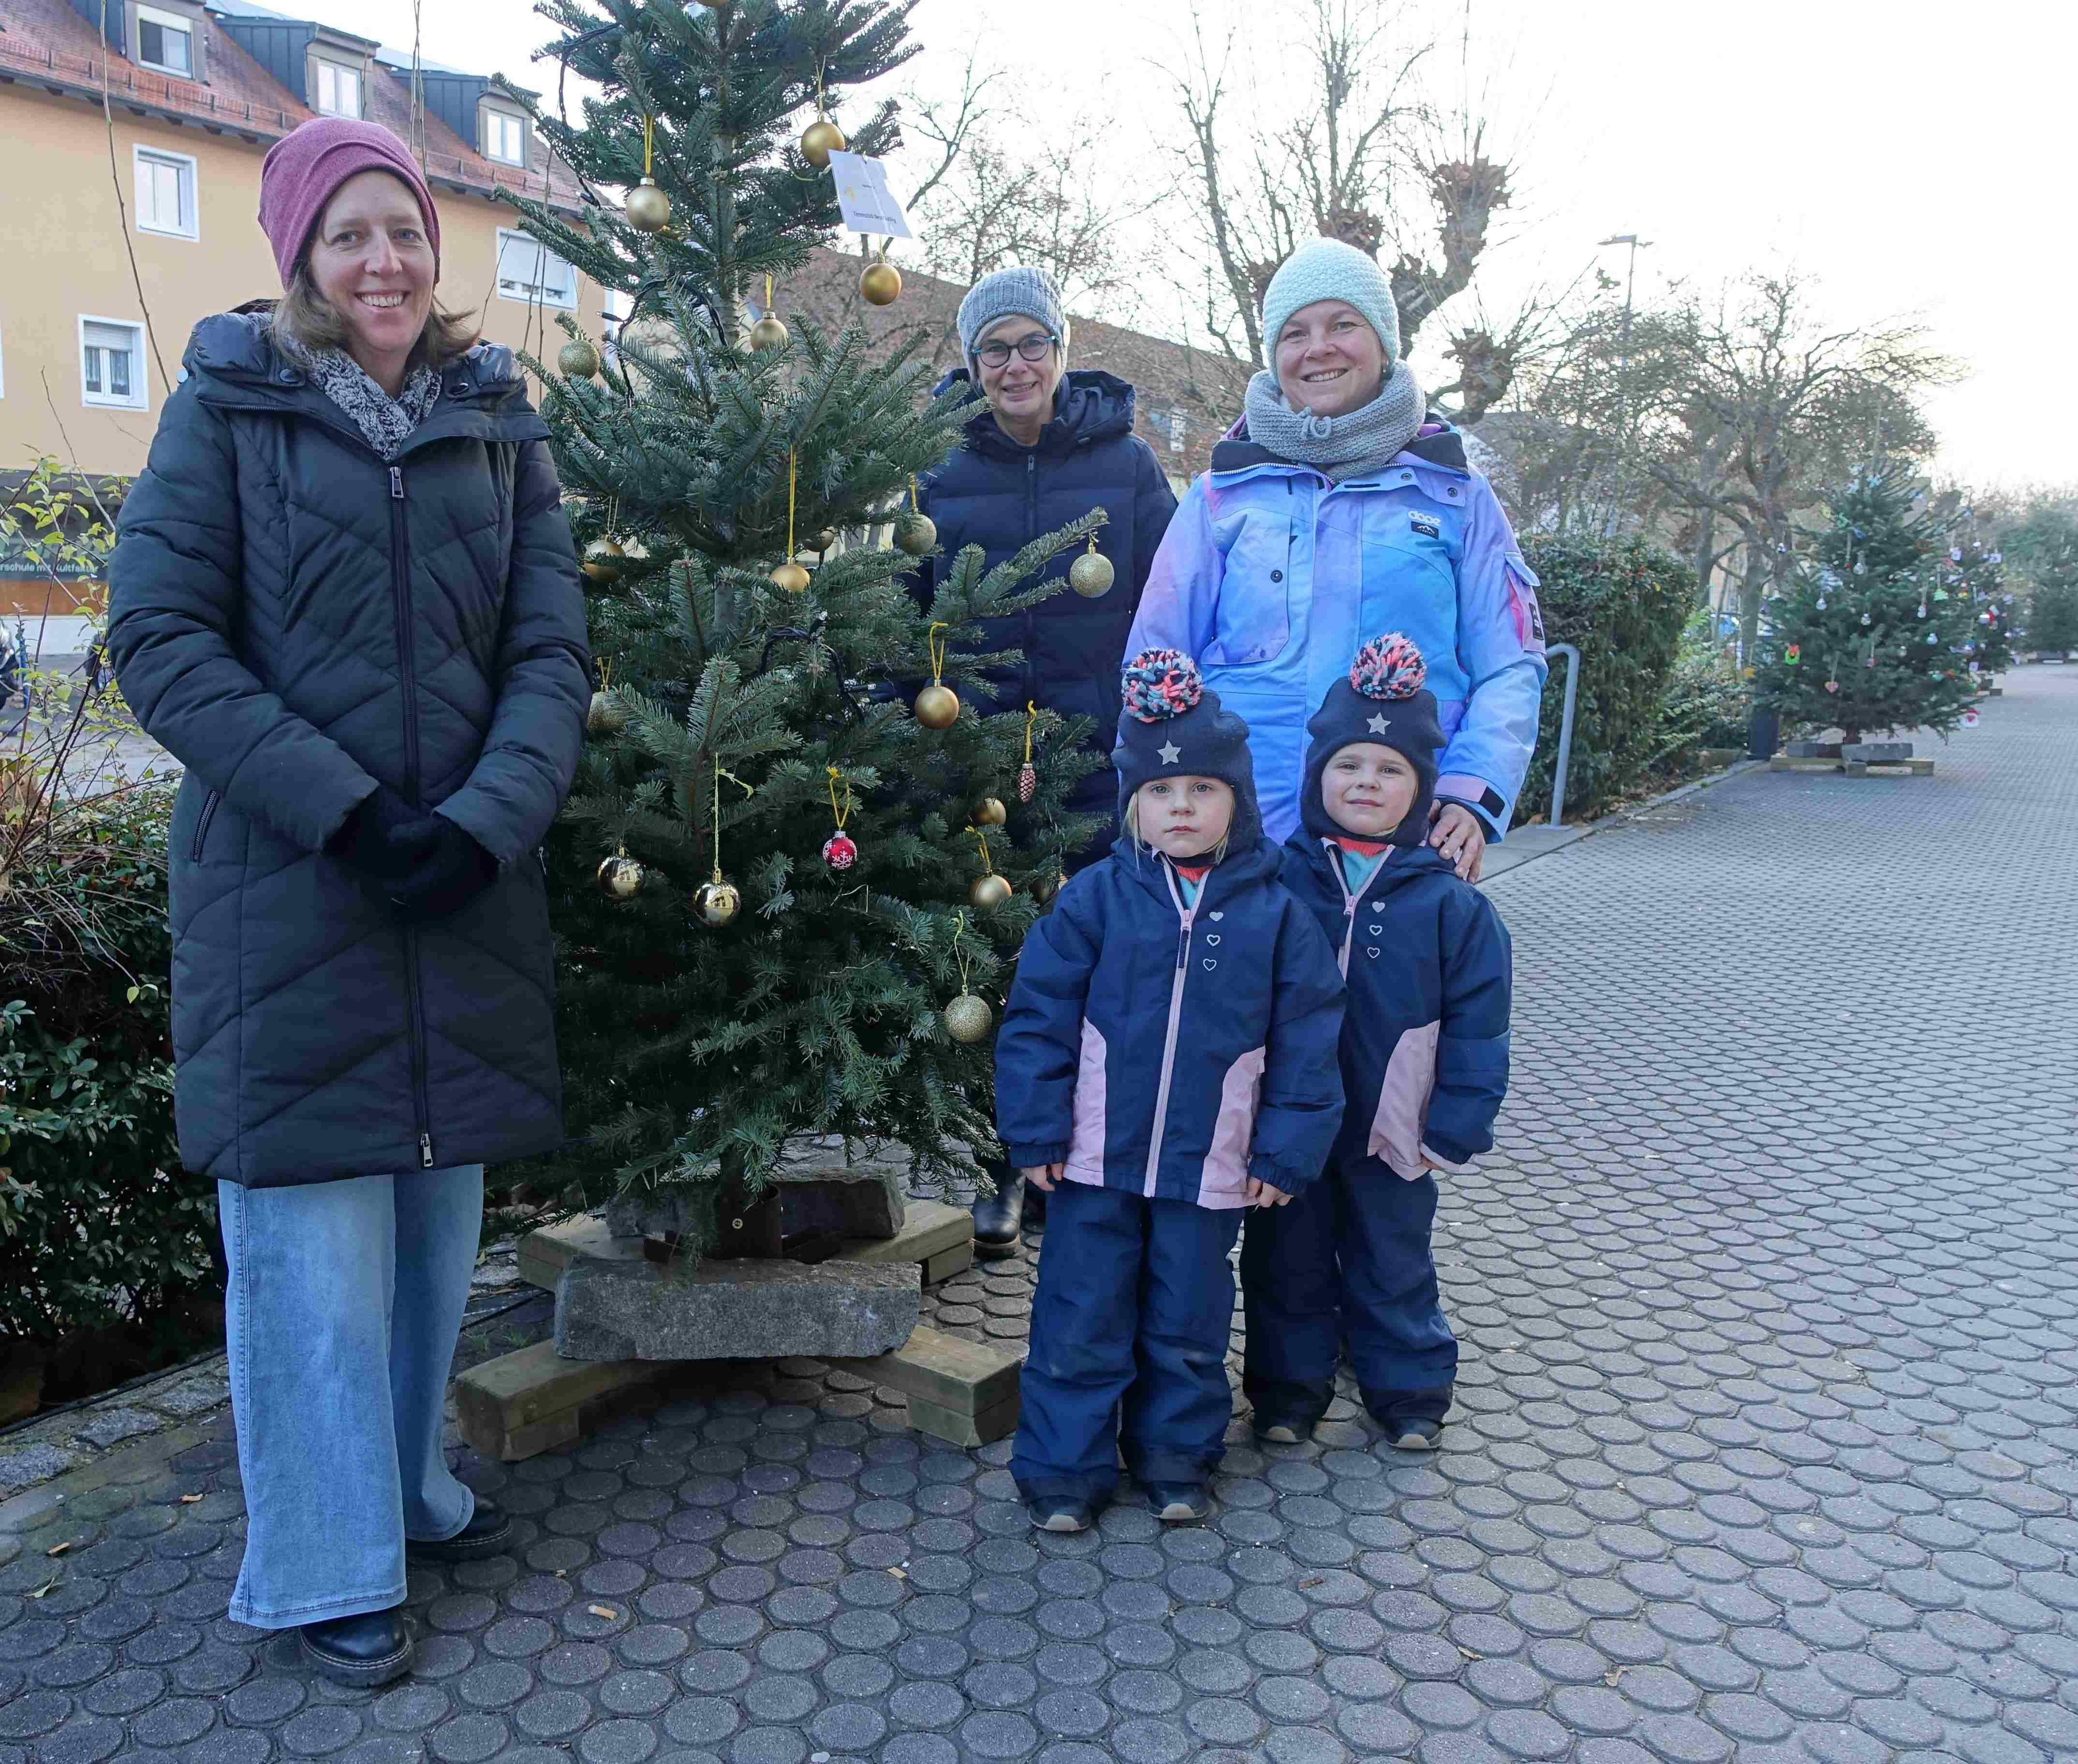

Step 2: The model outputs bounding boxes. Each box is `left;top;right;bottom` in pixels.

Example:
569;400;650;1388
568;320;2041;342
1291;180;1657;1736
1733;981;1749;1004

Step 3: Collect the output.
407;1498;513;1563
300;1605;413;1687
973;1168;1025;1259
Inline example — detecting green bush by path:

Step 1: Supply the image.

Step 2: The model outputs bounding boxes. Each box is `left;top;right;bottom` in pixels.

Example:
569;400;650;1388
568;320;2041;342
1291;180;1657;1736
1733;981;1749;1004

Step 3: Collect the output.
1516;536;1696;824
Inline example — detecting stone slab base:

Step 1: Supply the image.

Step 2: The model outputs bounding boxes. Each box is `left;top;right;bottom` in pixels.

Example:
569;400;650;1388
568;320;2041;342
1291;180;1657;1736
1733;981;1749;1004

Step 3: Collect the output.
554;1257;920;1363
454;1321;1020;1460
519;1203;973;1294
1841;741;1913;763
1784;740;1843;759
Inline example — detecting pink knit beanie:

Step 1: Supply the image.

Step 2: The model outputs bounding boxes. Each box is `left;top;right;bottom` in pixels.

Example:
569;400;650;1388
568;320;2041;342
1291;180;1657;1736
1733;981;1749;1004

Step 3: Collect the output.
258;118;442;287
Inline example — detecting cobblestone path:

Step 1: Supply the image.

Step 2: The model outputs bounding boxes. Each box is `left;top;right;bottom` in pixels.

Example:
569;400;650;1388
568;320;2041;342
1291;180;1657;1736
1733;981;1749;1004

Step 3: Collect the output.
5;669;2076;1764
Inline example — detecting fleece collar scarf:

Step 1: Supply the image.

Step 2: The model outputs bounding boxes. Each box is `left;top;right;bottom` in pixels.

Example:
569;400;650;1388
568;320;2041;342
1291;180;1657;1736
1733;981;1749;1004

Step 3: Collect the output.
1242;356;1426;483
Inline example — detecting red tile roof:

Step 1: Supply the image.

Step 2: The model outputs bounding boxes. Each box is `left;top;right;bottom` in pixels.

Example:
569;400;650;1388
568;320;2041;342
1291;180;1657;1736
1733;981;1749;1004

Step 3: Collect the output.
0;0;584;213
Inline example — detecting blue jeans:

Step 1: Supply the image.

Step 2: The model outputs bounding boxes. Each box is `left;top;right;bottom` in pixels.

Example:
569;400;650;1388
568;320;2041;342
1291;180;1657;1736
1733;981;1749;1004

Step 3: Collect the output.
1012;1182;1243;1502
1240;1156;1456;1427
219;1165;483;1629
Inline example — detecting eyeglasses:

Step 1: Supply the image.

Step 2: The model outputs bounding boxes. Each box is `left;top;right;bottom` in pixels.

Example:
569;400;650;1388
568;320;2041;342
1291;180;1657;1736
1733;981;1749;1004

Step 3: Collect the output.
975;333;1060;368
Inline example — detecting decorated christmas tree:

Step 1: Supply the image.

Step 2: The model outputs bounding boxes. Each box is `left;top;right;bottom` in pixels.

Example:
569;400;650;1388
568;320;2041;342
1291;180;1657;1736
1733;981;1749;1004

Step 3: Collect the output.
1758;465;1977;745
500;0;1105;1250
1944;525;2015;683
2024;540;2078;658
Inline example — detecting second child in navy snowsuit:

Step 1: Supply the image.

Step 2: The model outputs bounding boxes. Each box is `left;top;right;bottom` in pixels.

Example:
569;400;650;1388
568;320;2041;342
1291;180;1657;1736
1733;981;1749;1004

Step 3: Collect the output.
997;650;1345;1531
1242;635;1513;1449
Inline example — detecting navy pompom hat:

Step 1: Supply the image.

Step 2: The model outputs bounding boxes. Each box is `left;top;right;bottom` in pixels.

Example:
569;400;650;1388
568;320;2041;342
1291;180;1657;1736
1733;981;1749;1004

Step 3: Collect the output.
1300;633;1445;847
1112;649;1262;853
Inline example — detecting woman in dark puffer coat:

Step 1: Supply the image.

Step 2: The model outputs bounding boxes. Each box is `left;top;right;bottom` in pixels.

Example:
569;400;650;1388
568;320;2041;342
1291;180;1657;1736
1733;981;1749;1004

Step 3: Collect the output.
910;265;1178;1255
106;119;589;1688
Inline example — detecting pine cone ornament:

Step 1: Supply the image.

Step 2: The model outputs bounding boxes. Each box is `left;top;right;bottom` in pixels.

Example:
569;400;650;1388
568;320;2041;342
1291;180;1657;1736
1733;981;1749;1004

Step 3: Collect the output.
1017;763;1036;803
1120;648;1203;721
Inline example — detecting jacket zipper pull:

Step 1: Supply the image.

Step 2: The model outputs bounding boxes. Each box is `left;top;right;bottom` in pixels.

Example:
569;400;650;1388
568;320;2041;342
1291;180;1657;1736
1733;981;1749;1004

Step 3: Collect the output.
420;1133;434;1170
390;467;405;500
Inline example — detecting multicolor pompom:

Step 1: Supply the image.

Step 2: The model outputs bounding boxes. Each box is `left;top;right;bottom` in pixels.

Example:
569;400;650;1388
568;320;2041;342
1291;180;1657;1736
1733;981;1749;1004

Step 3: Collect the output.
1121;648;1203;722
1349;633;1427;701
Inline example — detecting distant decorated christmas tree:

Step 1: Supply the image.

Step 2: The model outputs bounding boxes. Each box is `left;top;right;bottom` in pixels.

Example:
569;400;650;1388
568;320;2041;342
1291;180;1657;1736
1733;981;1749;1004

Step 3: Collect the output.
2024;540;2078;658
499;0;1105;1248
1944;527;2014;682
1758;465;1977;745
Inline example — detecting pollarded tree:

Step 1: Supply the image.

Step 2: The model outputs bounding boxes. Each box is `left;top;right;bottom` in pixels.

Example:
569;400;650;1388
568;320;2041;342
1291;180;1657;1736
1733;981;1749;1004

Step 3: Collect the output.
499;0;1105;1250
1757;465;1976;745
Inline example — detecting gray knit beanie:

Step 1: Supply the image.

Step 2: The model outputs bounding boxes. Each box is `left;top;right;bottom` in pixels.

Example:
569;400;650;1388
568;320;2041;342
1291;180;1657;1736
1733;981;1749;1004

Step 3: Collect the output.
956;266;1070;377
1259;237;1401;371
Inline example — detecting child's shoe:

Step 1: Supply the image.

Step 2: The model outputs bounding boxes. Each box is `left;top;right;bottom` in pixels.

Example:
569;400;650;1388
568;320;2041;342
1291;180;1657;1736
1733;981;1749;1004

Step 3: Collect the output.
1026;1494;1094;1533
1383;1417;1443;1451
1253;1416;1314;1445
1145;1482;1212;1523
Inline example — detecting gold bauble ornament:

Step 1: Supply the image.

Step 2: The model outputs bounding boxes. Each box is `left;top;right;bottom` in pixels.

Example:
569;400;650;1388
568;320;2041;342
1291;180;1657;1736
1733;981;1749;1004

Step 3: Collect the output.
558;337;601;379
800;118;847;169
1069;546;1116;599
624;178;672;233
860;260;902;306
596;854;644;900
769;561;811;594
895;513;937;556
691;879;741;928
914;683;960;730
943;992;994;1044
747;313;790;353
582;537;626;584
969;873;1012;911
586;689;629;736
806;527;837;553
971;797;1007;827
1030;869;1063;907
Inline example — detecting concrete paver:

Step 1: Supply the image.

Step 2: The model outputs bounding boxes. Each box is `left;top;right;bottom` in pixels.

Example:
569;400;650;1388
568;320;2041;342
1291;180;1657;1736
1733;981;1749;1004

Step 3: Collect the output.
5;669;2075;1763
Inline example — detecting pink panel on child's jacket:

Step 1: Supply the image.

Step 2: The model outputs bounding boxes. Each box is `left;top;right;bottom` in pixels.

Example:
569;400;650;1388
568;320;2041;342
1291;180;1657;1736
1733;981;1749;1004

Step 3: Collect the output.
1063;1019;1109;1188
1368;1019;1440;1179
1197;1045;1267;1209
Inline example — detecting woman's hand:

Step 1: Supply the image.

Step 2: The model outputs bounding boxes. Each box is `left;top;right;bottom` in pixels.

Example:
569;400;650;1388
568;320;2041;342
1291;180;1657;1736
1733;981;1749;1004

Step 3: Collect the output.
1429;802;1487;882
1021;1163;1064;1192
1246;1178;1295;1207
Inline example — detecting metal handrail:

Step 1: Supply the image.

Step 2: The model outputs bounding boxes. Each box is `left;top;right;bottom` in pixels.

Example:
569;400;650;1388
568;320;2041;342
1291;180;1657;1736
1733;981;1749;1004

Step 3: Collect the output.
1546;643;1582;828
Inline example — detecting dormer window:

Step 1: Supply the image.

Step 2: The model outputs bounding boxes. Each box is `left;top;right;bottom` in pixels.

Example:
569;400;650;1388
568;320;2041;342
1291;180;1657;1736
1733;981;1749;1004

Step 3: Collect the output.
482;109;526;167
136;5;194;76
315;60;362;118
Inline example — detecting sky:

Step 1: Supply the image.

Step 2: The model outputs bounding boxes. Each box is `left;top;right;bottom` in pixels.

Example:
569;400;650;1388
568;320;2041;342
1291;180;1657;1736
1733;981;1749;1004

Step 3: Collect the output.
337;0;2075;492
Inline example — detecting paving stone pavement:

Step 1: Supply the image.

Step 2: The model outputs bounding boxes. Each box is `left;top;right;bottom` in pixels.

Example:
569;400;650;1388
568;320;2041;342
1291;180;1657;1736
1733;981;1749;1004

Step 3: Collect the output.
5;668;2076;1764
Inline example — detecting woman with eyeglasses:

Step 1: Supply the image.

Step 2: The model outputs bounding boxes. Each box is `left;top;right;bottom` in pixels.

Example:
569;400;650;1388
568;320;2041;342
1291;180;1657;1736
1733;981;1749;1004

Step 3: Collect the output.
910;266;1178;1259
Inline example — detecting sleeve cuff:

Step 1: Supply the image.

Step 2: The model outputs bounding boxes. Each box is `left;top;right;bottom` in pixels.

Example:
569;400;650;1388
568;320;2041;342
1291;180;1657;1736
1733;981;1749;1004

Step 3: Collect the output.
1420;1140;1476;1175
1006;1142;1069;1168
1249;1154;1322;1195
1433;781;1500;840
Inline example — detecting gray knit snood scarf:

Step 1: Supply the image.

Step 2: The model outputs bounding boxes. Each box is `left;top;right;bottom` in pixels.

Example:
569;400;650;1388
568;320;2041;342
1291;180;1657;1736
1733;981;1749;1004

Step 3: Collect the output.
1242;356;1425;483
251;312;441;459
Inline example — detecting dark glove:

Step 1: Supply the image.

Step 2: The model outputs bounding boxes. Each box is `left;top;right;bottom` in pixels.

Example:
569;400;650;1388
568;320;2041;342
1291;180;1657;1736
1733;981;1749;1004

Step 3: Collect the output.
389;816;499;924
327;784;439;883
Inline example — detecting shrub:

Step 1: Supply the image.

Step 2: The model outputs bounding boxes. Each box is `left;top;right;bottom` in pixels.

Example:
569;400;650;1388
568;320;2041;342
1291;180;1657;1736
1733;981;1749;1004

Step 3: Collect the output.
1647;611;1752;777
1516;535;1695;823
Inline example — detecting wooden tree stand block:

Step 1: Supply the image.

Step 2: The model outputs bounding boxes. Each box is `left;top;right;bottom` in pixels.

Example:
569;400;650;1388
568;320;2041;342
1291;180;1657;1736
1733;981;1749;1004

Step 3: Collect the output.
1769;757;1841;773
454;1321;1021;1460
518;1202;974;1295
1844;758;1934;777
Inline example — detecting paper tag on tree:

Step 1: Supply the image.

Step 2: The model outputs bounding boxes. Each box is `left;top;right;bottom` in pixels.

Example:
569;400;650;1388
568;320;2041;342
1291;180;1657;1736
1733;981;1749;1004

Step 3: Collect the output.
826;152;914;239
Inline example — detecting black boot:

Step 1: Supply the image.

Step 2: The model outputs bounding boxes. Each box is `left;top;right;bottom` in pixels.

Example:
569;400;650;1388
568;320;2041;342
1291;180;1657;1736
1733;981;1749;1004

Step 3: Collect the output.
407;1498;514;1563
300;1605;413;1688
973;1169;1025;1259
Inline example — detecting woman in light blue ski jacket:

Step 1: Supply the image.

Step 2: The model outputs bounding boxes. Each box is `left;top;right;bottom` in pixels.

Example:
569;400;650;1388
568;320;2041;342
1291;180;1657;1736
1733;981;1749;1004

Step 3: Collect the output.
1127;239;1546;872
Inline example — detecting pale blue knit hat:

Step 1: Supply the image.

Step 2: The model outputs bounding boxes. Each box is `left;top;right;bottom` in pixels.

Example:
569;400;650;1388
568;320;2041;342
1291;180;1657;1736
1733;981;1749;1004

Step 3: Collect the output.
1259;237;1401;368
956;266;1070;377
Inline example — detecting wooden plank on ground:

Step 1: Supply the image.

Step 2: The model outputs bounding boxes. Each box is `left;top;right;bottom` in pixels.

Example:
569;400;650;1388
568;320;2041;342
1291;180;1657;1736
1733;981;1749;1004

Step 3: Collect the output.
1844;758;1935;777
1769;757;1840;774
828;1323;1023;1418
520;1202;974;1294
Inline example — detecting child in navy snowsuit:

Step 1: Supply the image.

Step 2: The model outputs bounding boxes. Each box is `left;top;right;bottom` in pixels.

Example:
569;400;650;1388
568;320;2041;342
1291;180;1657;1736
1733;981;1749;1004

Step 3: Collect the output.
997;649;1345;1530
1241;634;1512;1449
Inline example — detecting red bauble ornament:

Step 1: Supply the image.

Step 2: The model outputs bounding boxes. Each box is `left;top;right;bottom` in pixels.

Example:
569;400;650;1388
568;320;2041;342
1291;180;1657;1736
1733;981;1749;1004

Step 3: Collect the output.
1017;763;1036;803
823;832;859;870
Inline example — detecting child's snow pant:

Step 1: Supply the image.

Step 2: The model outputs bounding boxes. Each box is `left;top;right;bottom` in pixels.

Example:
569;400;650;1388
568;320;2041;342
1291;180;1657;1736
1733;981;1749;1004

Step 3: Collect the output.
1240;1154;1456;1429
1011;1181;1243;1502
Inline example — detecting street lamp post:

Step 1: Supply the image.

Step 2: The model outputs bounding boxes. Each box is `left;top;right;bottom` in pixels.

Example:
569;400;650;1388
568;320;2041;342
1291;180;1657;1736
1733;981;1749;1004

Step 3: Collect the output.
1598;233;1651;529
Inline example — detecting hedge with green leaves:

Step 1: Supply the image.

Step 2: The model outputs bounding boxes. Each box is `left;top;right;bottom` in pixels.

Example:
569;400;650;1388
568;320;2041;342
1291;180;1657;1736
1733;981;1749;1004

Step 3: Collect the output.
1515;536;1697;824
0;782;212;1348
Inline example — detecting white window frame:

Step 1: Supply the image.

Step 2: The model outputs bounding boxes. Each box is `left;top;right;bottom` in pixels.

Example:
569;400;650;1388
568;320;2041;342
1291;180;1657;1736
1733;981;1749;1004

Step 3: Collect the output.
314;59;362;119
482;109;527;167
135;5;195;77
494;228;576;311
79;316;148;412
1168;408;1187;454
133;145;198;240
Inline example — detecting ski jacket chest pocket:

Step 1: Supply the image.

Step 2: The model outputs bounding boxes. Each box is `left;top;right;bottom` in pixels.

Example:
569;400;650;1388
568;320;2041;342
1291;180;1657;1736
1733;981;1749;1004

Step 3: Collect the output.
1357;513;1458;636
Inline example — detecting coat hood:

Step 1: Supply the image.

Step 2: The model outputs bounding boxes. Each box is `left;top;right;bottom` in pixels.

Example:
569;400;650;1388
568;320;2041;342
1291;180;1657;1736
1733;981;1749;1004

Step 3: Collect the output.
931;367;1140;460
1283;828;1455;897
1111;649;1263;860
